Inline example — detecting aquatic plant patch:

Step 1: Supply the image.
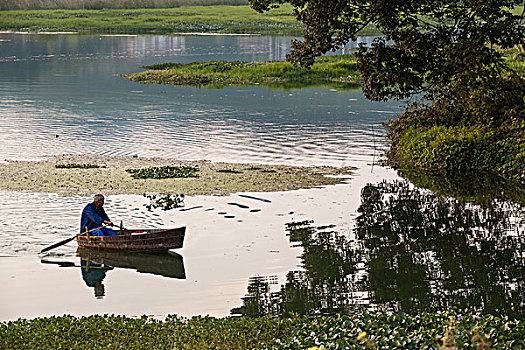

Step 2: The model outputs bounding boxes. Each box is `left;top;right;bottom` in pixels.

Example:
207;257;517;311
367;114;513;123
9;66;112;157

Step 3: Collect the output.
55;163;105;169
123;55;361;89
1;311;523;349
144;193;185;211
0;154;355;196
126;165;199;179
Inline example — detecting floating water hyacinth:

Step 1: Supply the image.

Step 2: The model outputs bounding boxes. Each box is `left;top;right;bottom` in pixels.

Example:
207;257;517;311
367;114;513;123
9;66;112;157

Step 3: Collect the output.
126;165;199;179
0;311;524;349
144;193;185;211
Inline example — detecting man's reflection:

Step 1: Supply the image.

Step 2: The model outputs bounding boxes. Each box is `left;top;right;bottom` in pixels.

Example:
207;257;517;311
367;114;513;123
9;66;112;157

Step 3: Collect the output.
80;258;111;299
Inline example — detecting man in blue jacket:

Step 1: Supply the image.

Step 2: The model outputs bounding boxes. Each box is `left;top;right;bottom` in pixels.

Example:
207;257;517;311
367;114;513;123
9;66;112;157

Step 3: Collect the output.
80;194;116;236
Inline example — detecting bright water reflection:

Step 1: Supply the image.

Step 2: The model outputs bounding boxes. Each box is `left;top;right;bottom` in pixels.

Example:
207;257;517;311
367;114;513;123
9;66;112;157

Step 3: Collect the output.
0;33;397;165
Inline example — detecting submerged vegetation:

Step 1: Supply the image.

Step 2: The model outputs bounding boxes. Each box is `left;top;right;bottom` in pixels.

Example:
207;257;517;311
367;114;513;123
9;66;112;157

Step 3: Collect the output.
124;55;360;89
1;311;523;349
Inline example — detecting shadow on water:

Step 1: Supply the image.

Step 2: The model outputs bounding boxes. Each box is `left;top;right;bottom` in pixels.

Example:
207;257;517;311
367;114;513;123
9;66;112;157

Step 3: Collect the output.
41;250;185;299
232;172;525;318
397;168;525;206
167;81;361;91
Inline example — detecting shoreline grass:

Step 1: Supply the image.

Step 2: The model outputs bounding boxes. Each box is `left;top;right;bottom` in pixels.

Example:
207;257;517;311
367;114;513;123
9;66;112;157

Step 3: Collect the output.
0;5;303;35
0;5;381;36
1;311;523;349
123;54;360;89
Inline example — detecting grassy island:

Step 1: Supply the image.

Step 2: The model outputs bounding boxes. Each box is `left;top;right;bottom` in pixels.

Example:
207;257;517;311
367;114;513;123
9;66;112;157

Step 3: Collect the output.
123;55;360;89
2;310;524;349
0;154;355;196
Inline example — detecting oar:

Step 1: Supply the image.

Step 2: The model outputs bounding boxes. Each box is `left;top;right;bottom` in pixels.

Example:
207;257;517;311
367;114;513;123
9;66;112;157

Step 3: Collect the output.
40;225;105;254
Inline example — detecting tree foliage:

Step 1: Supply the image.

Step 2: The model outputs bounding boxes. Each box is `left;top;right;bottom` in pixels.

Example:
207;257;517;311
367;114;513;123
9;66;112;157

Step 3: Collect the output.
250;0;524;102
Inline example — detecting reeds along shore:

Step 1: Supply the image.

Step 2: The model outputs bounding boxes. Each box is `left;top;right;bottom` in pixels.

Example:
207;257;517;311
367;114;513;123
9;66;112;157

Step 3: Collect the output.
0;0;248;10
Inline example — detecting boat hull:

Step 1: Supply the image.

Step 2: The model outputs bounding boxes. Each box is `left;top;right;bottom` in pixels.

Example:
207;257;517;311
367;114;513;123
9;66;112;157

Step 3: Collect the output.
76;227;185;252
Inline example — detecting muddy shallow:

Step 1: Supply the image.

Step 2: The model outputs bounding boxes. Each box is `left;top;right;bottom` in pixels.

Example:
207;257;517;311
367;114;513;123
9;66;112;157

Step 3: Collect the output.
0;154;356;197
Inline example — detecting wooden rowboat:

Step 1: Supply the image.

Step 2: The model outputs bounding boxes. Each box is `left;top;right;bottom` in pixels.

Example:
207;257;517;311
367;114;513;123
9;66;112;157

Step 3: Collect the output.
76;227;185;252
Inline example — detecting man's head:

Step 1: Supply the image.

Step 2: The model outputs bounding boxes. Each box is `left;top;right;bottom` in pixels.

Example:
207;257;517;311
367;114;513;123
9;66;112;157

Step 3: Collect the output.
94;194;104;208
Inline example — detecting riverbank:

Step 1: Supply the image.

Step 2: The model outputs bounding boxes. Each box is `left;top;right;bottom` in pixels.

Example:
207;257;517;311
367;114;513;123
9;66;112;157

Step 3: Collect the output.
123;55;360;89
0;5;379;36
386;58;525;178
0;154;355;196
2;311;523;349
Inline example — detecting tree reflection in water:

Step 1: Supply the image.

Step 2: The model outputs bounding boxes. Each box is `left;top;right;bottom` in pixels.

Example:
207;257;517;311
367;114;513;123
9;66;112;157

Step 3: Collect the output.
232;179;525;318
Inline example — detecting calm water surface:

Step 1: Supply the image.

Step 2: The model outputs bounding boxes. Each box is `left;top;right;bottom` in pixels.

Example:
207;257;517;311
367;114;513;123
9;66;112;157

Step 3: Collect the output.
0;33;393;165
0;33;523;321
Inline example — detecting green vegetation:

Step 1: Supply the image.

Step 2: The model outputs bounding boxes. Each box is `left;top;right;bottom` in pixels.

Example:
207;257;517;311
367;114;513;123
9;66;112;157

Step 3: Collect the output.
0;3;383;35
0;0;248;10
55;163;105;169
0;5;304;35
124;55;360;89
1;311;523;349
386;59;525;177
126;165;199;179
144;193;185;210
0;155;355;196
252;0;524;177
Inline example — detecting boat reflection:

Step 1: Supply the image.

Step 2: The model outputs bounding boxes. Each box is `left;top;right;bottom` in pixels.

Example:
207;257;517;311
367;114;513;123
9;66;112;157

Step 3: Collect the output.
78;249;186;299
41;249;186;299
77;248;186;279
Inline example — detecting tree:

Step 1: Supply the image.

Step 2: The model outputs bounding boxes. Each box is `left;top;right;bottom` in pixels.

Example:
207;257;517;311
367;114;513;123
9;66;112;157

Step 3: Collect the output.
250;0;524;102
251;0;525;175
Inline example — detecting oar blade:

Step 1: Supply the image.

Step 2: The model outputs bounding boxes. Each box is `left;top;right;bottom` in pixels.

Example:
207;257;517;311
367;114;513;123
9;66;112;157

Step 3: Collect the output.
40;235;76;254
39;225;105;254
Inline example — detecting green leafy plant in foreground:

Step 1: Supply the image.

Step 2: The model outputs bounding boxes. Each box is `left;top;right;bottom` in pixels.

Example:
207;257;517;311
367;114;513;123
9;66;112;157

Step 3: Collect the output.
126;165;199;179
1;310;523;349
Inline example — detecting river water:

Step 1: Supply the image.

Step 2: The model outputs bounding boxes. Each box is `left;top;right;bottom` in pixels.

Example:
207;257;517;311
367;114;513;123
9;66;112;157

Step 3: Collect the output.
0;33;523;321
